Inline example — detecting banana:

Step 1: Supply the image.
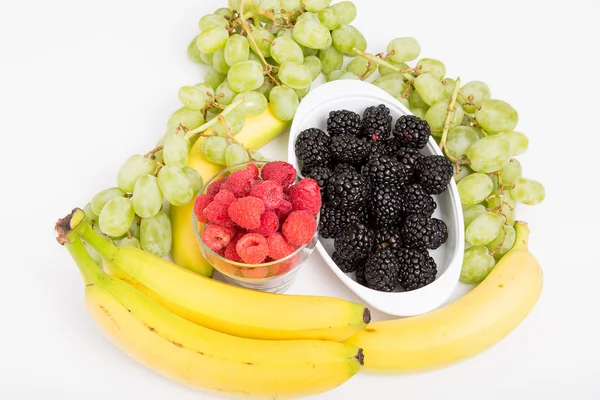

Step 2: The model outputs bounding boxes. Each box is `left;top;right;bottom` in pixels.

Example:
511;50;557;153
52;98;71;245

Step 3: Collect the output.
171;108;289;277
344;221;543;372
57;212;363;399
75;213;370;342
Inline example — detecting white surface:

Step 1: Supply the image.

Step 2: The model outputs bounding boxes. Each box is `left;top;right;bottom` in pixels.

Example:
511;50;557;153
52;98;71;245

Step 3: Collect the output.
1;0;599;399
288;80;465;316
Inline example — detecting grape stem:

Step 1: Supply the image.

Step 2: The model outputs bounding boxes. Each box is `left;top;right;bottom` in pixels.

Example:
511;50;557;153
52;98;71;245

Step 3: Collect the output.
352;48;415;82
217;113;255;161
485;171;512;224
438;77;461;153
144;145;163;160
464;113;483;130
184;96;245;141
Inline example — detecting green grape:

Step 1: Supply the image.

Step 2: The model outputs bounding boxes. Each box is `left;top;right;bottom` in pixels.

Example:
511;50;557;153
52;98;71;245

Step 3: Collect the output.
467;135;512;173
348;26;367;57
234;91;268;116
302;45;322;58
446;126;479;159
131;175;163;218
331;25;356;54
178;85;211;110
182;167;204;194
294;86;310;99
91;187;125;215
265;21;282;34
395;96;410;108
167;107;205;130
99;197;135;238
248;51;263;63
499;158;522;185
319;46;343;75
408;89;428;110
140;211;172;257
411;108;426;119
198;14;229;32
442;78;457;98
328;70;359;81
256;79;275;98
83;203;98;226
460;246;496;284
225;144;250;167
277;28;294;38
249;26;274;58
512;178;545;205
347;56;376;80
457;173;493;206
163;131;190;168
458;81;491;114
379;61;409;77
269;85;299;121
302;0;331;12
214;7;233;18
157;166;194;206
373;73;407;97
200;136;229;165
117;154;156;193
212;48;230;74
318;7;339;30
212;109;245;136
486;225;516;260
463;204;487;230
454;165;472;182
498;131;529;156
204;67;227;90
425;100;464;133
303;55;323;80
278;62;312;89
270;36;304;65
387;37;421;63
117;237;142;249
187;35;203;63
258;0;281;12
216;80;238;106
416;58;446;80
466;212;503;246
414;73;446;106
227;60;265;92
196;26;229;54
224;34;250;67
296;12;319;23
129;218;141;239
487;191;517;226
330;1;356;25
281;0;301;10
251;150;265;160
293;19;331;50
475;99;519;134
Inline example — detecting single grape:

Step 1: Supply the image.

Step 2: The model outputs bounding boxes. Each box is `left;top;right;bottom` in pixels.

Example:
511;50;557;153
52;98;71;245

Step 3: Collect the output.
163;131;190;168
512;178;545;205
140;211;172;257
373;73;407;98
486;224;516;260
258;0;282;12
216;80;238;106
224;34;250;67
83;203;98;226
182;167;204;195
331;24;356;54
416;58;446;80
198;14;229;32
256;79;275;98
204;67;227;91
408;89;429;110
319;46;343;75
99;197;135;238
347;56;376;80
200;136;229;165
446;126;479;159
302;0;331;12
425;99;464;133
167;107;205;130
293;19;331;50
277;28;294;39
212;48;231;74
454;165;472;182
227;60;265;93
499;158;522;185
387;37;421;63
270;36;304;65
91;187;125;216
116;154;156;193
200;50;214;65
251;150;265;160
487;191;517;226
328;70;359;81
347;26;367;57
214;7;233;18
117;237;142;249
187;35;203;63
264;21;282;34
394;95;410;108
460;246;496;284
129;218;141;239
278;62;312;89
318;7;339;30
379;61;409;77
302;45;323;58
196;26;229;54
303;55;323;80
132;174;163;218
442;78;457;98
250;26;274;58
467;135;512;173
234;91;268;116
225;144;251;167
212;109;245;136
475;99;519;134
269;85;299;121
157;166;194;206
330;1;356;25
178;85;210;110
281;0;301;10
458;173;494;206
466;212;503;246
414;73;446;106
498;131;529;156
458;81;491;114
463;204;487;230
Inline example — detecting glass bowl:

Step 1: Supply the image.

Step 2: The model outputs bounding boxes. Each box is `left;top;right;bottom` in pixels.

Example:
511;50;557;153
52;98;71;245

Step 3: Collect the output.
192;161;320;293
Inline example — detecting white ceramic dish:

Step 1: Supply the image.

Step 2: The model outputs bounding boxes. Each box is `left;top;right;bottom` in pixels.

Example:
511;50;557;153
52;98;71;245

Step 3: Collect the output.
287;80;465;317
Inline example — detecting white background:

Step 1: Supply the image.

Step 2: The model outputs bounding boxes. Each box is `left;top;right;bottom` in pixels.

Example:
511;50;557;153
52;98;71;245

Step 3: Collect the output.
1;0;599;398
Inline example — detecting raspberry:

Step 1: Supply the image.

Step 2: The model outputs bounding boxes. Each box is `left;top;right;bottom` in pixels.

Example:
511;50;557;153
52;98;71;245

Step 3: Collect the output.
214;190;236;206
201;224;235;252
288;178;321;216
207;177;228;196
266;232;297;260
236;233;269;264
282;211;317;246
250;180;284;211
250;211;279;236
274;199;293;222
228;196;265;229
203;201;235;226
194;194;213;224
246;163;259;179
241;266;270;278
261;161;296;189
224;232;245;262
223;170;254;197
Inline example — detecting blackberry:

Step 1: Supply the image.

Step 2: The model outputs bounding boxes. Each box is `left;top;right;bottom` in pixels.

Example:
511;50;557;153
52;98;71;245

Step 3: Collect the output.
327;110;361;137
364;248;400;292
396;147;424;181
295;128;332;170
370;137;402;157
401;183;436;217
304;166;333;197
332;252;365;273
334;223;374;261
393;115;431;149
327;170;370;210
355;263;368;286
374;224;403;250
361;104;392;141
319;203;366;239
397;248;437;291
334;163;359;175
400;214;448;250
363;153;410;187
331;134;370;166
415;155;453;195
370;184;403;227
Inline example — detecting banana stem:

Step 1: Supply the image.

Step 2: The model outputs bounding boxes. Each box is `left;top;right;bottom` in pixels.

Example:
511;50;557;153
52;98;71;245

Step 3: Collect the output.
513;222;530;251
65;236;102;286
79;223;119;261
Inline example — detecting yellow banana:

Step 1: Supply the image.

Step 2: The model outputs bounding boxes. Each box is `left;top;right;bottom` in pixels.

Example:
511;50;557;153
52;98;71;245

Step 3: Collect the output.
57;214;363;399
171;108;289;276
76;214;370;342
344;221;543;372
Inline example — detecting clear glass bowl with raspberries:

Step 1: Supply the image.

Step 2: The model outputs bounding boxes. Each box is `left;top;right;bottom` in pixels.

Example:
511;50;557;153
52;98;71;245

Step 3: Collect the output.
192;160;321;293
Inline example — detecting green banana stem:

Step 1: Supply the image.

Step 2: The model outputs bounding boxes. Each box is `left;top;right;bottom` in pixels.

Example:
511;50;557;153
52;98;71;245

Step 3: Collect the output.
78;223;119;261
512;222;530;251
65;237;102;286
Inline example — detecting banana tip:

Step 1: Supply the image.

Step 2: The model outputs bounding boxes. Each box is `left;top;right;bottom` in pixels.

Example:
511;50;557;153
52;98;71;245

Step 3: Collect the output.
355;348;364;366
55;208;85;245
363;308;371;324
